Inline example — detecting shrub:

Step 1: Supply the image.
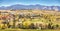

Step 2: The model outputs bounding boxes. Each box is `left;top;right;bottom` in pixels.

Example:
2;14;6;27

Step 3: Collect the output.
48;23;52;29
29;23;37;29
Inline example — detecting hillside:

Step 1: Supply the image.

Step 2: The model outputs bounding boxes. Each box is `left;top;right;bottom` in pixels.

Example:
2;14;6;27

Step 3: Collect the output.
0;10;60;30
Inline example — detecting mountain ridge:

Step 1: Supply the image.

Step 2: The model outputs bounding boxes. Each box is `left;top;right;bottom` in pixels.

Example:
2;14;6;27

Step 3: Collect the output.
0;4;60;10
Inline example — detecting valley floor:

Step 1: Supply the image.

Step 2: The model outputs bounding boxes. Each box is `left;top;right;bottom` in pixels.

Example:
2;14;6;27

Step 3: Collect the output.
0;29;60;31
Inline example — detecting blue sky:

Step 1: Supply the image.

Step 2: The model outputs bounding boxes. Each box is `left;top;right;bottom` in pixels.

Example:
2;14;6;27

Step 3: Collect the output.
0;0;60;6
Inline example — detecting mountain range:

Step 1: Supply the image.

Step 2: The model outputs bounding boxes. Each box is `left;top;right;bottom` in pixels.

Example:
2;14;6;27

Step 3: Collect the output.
0;4;60;11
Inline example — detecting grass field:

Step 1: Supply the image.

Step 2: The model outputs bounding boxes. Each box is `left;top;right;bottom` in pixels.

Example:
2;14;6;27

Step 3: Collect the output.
0;29;60;31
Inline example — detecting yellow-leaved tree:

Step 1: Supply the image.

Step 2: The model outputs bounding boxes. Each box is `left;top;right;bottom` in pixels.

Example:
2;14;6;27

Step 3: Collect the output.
23;20;31;28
